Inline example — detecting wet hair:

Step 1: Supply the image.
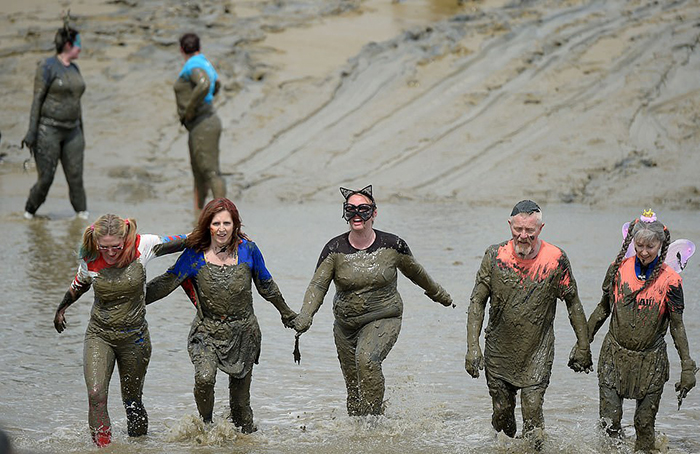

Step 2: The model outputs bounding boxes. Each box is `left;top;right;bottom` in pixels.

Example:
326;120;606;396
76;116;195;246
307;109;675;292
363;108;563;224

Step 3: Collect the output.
179;33;200;55
508;199;543;225
80;214;138;268
55;26;79;53
186;198;248;253
610;218;671;304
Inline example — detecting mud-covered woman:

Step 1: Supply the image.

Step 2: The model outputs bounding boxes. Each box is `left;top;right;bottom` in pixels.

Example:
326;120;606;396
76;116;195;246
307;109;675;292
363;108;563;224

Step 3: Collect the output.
145;198;297;433
587;210;697;453
53;214;186;447
293;185;454;416
174;33;226;214
22;20;88;220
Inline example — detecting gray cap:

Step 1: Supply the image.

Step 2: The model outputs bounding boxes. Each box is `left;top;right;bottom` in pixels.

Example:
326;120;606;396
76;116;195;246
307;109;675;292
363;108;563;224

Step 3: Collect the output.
510;199;541;216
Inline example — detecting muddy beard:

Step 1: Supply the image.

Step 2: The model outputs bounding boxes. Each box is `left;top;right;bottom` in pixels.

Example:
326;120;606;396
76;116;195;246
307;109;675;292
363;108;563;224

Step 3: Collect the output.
514;242;532;257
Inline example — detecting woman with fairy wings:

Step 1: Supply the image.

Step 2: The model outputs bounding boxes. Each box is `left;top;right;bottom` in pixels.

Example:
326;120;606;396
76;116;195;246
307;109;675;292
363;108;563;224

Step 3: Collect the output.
587;209;697;453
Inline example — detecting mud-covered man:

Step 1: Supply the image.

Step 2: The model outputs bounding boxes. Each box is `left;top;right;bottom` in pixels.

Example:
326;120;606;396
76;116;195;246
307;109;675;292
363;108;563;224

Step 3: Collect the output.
174;33;226;214
465;200;592;448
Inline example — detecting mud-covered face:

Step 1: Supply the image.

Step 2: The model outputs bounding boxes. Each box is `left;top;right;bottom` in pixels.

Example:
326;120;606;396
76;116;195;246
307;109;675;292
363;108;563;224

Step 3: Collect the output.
97;234;125;265
509;213;543;258
634;236;661;266
210;210;234;249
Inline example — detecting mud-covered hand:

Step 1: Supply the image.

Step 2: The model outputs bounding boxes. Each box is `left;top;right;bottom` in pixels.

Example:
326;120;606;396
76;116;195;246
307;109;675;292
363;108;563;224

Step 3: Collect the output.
293;313;313;333
54;308;67;333
281;311;298;329
465;345;484;378
426;288;454;307
21;131;37;152
568;344;593;373
675;359;697;399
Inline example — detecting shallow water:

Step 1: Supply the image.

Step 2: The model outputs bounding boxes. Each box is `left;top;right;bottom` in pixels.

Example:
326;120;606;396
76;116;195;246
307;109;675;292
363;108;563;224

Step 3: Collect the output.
0;199;698;454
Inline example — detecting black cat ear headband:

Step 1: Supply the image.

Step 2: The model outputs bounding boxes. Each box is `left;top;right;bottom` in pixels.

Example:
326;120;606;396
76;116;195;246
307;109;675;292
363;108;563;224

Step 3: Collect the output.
339;185;374;203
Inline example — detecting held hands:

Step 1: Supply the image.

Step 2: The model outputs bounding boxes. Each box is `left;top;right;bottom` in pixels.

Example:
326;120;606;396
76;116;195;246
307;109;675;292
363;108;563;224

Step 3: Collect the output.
293;313;313;334
568;344;593;373
465;345;484;378
281;311;298;329
54;308;67;333
21;131;36;152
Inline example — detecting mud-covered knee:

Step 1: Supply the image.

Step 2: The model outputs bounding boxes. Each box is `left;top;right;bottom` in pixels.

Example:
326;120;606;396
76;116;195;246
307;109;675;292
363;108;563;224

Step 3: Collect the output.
87;386;108;406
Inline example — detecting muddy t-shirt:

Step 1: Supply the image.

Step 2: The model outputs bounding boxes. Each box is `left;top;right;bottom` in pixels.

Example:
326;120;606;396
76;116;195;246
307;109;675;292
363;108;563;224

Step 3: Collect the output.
29;56;85;130
605;257;683;351
303;229;450;331
473;240;577;387
71;234;186;329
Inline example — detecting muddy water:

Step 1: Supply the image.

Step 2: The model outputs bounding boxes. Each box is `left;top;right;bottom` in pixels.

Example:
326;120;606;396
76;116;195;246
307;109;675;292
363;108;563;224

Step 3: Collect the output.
1;200;698;454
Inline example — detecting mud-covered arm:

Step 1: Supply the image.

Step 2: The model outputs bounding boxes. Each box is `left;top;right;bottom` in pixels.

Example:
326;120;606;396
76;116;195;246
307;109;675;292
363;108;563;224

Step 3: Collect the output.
254;276;297;328
293;255;335;333
587;263;615;343
146;270;186;305
152;235;188;257
183;67;210;122
24;60;51;148
669;284;696;397
397;253;452;307
54;284;90;334
465;251;492;378
564;290;593;372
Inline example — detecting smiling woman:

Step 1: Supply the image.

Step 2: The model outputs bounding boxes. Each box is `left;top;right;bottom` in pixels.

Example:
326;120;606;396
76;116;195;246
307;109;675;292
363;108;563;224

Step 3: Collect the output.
145;198;297;433
53;213;187;447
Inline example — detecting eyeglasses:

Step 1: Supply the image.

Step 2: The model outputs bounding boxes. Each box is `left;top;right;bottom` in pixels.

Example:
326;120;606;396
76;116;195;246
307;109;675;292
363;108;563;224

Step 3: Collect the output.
98;244;124;252
343;203;376;221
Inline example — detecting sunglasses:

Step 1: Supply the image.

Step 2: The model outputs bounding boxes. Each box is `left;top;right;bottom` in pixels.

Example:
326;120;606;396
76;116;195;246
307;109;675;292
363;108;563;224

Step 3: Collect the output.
343;203;376;221
98;244;124;252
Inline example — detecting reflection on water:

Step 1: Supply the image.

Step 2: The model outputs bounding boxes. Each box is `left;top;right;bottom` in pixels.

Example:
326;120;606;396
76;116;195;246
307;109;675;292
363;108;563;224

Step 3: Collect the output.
1;202;699;453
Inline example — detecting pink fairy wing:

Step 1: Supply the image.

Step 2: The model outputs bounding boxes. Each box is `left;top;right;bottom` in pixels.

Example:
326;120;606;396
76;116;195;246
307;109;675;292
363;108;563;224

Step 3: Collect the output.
621;222;635;258
665;239;696;273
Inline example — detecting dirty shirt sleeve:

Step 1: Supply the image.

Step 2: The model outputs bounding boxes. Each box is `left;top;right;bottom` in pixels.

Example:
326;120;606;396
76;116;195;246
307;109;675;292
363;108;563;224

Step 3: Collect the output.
395;238;451;305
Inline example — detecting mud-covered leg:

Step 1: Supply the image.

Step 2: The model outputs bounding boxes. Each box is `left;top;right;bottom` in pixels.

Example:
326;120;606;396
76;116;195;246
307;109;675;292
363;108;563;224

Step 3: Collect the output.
633;390;662;453
84;333;116;446
25;124;60;215
354;317;401;415
599;385;623;438
486;372;517;437
192;356;217;423
229;371;256;433
333;322;362;415
116;328;151;437
59;126;87;213
521;382;547;450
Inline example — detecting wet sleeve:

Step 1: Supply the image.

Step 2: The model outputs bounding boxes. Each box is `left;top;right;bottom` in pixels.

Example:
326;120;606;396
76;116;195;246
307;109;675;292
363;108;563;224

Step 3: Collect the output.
556;252;578;300
70;260;92;293
299;253;335;318
667;279;684;314
26;60;52;141
185;67;210;119
250;244;296;320
467;248;494;349
145;250;192;304
396;241;451;305
151;234;188;257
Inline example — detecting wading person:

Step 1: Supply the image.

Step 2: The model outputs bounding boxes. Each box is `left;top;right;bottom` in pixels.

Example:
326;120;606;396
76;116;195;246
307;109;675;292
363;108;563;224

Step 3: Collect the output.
22;20;88;220
146;198;296;433
293;185;454;416
587;210;696;453
174;33;225;215
465;200;592;449
53;215;186;446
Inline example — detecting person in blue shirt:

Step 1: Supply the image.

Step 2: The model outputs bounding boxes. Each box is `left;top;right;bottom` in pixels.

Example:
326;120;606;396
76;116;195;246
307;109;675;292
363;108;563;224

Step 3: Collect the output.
175;33;226;215
146;198;296;433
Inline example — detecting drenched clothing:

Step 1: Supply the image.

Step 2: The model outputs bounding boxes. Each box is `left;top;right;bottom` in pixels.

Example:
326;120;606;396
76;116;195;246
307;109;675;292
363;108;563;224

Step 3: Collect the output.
174;54;225;209
590;257;685;451
468;239;583;438
24;56;86;214
300;229;451;415
71;234;186;439
145;239;295;429
471;240;579;387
